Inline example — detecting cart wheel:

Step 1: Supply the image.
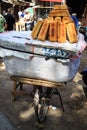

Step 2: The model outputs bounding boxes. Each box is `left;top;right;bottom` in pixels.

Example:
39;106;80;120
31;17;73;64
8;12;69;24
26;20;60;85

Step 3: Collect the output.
34;88;49;123
35;98;49;123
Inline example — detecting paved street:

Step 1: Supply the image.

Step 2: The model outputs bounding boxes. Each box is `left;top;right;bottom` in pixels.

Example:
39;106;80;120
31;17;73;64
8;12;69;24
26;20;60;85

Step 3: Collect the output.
0;49;87;130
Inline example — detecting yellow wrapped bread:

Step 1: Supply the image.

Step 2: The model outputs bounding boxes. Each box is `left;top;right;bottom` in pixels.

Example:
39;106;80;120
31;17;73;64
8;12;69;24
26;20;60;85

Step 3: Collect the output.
60;4;68;9
31;20;43;39
49;21;58;42
49;10;69;17
66;22;78;43
55;17;61;23
38;22;49;41
53;5;61;10
62;16;71;24
58;22;66;43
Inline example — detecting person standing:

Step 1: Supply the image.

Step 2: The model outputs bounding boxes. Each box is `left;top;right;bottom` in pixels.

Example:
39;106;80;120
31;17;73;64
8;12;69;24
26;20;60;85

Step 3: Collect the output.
24;10;34;31
0;13;6;33
71;13;78;28
5;8;15;31
0;13;7;67
18;9;22;20
21;10;25;18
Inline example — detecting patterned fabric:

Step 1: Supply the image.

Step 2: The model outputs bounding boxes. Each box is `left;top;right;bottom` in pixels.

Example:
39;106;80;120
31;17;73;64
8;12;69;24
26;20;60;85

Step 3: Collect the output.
0;14;6;33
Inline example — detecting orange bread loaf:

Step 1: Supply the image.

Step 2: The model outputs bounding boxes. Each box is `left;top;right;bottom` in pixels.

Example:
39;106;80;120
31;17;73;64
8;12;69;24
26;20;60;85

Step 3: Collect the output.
55;17;61;23
31;20;43;39
49;21;58;42
60;4;68;9
62;16;71;24
49;10;69;17
38;22;49;41
58;22;66;43
53;5;61;10
66;22;78;43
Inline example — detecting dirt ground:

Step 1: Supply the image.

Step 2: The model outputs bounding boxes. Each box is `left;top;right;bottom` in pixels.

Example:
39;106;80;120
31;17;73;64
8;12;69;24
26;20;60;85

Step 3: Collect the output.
0;48;87;130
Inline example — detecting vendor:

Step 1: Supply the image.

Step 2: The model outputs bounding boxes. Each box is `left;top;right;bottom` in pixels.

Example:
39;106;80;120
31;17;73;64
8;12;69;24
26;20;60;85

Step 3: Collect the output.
5;8;15;31
24;10;31;22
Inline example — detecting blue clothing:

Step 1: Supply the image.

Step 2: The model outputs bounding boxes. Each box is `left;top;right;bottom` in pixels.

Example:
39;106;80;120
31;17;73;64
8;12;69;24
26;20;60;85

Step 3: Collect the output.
21;13;25;18
71;15;78;28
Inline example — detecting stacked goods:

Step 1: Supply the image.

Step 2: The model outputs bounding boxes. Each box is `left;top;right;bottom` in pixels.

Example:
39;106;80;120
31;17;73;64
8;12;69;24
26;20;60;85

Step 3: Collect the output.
31;4;78;43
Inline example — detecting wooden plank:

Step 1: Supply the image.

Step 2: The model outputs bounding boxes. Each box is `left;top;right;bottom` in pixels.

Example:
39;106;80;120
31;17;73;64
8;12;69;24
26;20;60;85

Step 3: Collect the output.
11;91;31;96
10;76;65;88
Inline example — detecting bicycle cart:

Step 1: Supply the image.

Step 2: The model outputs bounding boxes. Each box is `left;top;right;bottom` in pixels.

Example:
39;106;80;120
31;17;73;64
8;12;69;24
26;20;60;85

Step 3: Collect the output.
10;76;65;124
0;31;86;125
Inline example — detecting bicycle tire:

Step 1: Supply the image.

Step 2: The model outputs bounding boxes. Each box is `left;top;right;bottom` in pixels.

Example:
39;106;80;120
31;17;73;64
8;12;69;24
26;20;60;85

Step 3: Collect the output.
35;98;49;123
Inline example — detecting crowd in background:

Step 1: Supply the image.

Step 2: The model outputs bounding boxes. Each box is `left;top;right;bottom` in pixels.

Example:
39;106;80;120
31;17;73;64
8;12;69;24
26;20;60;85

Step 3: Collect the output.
0;8;15;33
17;8;34;31
0;7;35;33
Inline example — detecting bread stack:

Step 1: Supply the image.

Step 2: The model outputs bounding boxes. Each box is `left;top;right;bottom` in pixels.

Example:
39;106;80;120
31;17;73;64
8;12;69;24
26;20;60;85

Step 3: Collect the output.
31;4;78;43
